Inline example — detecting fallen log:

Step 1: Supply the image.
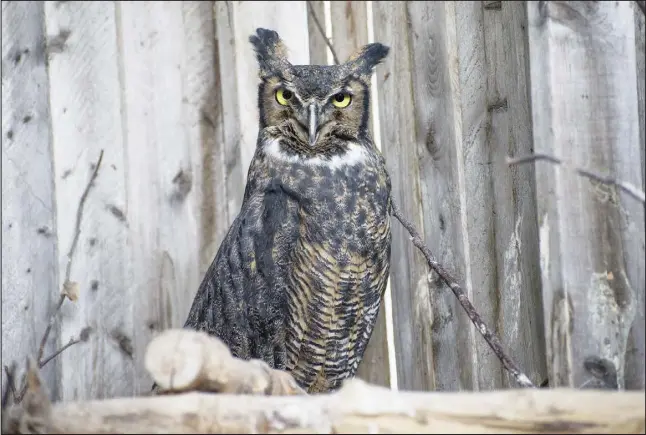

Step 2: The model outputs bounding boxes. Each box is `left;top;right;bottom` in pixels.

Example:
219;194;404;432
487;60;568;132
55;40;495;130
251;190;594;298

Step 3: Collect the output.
2;329;644;434
5;379;644;433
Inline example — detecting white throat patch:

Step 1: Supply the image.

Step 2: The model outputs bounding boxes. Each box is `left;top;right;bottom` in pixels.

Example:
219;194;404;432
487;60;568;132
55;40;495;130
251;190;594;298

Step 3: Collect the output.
263;138;368;169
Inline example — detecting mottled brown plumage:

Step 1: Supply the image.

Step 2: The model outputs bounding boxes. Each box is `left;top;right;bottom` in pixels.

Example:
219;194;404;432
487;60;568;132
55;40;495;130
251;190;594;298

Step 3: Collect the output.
184;28;392;393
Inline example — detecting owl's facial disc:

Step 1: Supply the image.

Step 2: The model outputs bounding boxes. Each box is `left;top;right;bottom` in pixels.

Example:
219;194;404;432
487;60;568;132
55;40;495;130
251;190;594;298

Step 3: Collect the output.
268;79;357;151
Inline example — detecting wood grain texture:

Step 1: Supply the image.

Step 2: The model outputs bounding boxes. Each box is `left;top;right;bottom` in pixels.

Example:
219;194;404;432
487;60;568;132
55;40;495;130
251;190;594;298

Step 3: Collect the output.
116;1;217;394
635;4;645;190
44;1;134;400
307;0;328;65
372;1;431;392
528;1;645;389
405;0;467;391
1;0;59;398
450;1;499;390
326;0;391;389
214;1;245;229
481;1;547;389
330;0;369;62
181;1;225;276
231;1;309;181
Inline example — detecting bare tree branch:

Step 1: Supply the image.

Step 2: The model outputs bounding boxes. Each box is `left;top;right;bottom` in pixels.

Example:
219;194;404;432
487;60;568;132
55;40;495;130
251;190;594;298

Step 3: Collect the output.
2;364;18;409
2;151;106;407
39;337;81;370
390;201;535;388
306;0;340;65
37;149;104;366
506;153;645;204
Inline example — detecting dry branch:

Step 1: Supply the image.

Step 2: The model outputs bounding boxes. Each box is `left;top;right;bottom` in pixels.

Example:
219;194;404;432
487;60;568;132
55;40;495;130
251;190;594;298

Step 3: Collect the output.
507;153;645;204
390;202;535;388
147;329;305;396
3;330;644;434
5;150;104;406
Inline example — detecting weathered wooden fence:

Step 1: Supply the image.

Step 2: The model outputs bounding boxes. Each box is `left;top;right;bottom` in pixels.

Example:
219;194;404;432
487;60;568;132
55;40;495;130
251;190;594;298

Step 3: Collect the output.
2;0;644;402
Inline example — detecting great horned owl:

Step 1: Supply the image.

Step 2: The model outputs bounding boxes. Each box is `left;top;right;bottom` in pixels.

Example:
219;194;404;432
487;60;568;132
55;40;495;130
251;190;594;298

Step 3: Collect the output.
184;28;392;393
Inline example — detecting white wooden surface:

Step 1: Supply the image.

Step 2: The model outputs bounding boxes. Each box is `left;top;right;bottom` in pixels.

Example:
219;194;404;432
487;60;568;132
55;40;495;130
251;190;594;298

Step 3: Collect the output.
45;0;134;400
117;0;217;392
528;1;644;389
1;0;60;398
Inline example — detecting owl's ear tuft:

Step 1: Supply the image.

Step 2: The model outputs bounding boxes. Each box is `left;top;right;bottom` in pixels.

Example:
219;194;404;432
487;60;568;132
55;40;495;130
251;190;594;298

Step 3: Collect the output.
249;28;291;78
346;43;390;80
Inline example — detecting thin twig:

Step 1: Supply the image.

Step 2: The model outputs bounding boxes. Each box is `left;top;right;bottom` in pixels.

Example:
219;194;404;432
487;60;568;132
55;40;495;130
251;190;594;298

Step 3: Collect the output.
65;149;105;282
390;200;536;388
37;150;104;365
306;0;340;65
39;337;82;369
506;153;645;204
36;296;65;364
2;364;18;409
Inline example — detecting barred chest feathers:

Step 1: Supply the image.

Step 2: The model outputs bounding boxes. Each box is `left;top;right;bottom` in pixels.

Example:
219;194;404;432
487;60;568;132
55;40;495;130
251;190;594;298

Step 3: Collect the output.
252;137;392;392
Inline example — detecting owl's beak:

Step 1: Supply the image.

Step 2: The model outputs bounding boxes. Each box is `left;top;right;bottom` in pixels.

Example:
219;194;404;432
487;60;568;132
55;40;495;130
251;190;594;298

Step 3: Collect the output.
308;103;318;146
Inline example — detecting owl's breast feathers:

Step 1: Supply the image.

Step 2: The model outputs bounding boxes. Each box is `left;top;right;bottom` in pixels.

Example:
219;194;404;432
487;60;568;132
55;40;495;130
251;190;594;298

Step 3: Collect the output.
184;140;392;393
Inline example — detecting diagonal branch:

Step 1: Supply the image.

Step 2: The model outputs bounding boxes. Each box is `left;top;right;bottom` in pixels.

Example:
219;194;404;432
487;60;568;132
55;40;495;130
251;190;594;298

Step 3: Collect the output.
390;200;535;388
506;153;645;204
37;149;104;366
5;150;106;407
306;0;340;65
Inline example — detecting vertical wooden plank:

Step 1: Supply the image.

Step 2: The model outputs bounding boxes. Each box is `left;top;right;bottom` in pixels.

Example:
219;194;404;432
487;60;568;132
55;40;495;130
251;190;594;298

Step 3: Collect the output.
328;0;390;388
402;0;548;392
214;1;245;229
405;1;474;392
1;0;59;398
372;1;432;392
231;1;309;182
450;1;502;391
116;1;217;393
330;0;369;62
406;1;497;391
629;3;646;391
44;1;134;400
481;2;547;388
181;1;224;275
635;4;645;190
528;1;645;389
307;0;328;65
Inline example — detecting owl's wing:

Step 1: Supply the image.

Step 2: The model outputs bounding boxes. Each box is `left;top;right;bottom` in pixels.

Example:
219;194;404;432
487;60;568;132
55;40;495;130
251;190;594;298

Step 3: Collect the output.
183;181;298;368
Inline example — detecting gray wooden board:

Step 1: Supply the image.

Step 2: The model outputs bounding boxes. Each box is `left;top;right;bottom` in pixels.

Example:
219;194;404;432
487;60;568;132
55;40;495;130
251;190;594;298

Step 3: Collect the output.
528;1;645;389
2;0;60;399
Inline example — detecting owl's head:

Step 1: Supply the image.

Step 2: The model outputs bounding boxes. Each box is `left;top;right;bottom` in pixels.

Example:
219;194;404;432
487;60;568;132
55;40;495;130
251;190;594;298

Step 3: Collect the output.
250;28;389;158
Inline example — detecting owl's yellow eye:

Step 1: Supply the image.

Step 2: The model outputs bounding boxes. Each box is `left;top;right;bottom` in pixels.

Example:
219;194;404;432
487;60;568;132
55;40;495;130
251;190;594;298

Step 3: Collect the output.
332;93;351;108
275;88;293;106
